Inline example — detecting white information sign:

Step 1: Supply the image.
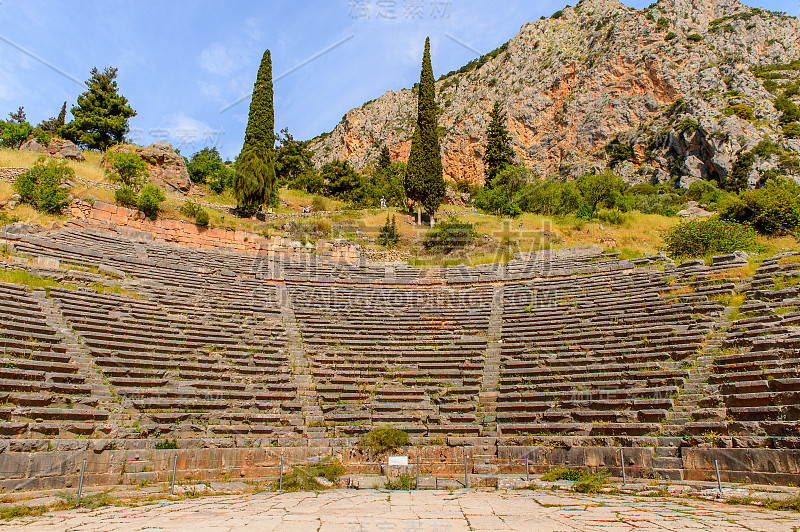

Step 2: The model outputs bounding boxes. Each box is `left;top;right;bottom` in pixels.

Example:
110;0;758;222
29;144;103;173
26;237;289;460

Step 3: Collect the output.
388;456;408;466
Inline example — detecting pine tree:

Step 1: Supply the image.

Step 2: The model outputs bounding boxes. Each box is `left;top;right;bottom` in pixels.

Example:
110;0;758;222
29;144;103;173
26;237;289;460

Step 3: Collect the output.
483;101;515;187
234;49;277;216
404;37;445;227
62;67;136;150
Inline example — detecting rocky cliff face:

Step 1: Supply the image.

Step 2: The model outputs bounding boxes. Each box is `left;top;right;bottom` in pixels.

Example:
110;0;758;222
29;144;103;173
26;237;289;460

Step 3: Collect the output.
309;0;800;187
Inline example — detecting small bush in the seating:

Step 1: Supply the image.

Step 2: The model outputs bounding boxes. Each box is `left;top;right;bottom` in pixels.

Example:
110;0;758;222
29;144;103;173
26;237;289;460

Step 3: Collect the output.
155;438;178;450
137;183;165;220
541;467;585;481
14;156;72;214
114;186;138;209
661;218;757;259
385;475;415;490
358;426;410;453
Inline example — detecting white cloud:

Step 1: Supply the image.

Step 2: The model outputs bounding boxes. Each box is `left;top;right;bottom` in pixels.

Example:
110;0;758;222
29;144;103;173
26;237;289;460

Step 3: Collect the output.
199;42;241;76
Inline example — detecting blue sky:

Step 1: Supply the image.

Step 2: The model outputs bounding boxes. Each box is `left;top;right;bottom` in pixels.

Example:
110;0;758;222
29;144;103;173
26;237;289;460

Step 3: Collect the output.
0;0;795;160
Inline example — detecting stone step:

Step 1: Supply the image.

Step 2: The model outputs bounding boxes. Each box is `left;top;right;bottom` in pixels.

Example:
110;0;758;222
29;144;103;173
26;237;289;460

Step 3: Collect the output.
654;446;680;458
653;468;684;481
653;457;683;469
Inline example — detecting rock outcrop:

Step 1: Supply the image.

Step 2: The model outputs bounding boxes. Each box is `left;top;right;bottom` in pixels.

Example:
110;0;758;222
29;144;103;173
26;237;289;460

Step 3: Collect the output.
104;142;192;193
20;138;85;161
309;0;800;187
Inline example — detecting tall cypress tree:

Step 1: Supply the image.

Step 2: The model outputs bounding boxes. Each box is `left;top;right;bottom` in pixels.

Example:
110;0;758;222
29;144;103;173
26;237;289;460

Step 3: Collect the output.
235;49;276;216
404;37;444;226
483;101;515;187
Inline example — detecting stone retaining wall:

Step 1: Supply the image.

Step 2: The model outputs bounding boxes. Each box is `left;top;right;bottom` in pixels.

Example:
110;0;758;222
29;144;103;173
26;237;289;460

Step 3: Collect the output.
67;200;362;261
1;444;797;491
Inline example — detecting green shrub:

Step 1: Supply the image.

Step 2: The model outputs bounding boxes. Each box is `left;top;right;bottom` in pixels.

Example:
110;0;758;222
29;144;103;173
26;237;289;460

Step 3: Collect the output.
475;185;522;216
377;214;398;247
686;33;702;42
0;120;33;149
154;439;178;450
454;178;479;197
724;104;754;121
358;426;410;453
685;179;724;209
783;122;800;138
423;218;476;253
106;150;148;187
551;10;564;19
311;196;327;212
272;459;344;492
665;32;677;40
724;152;755;192
675;118;699;134
179;200;209;227
656;17;669;30
35;128;52;147
114;186;138;209
541;468;584;481
719;176;800;235
13;156;73;214
632;194;679;217
605;142;633;166
574;471;611;493
576;171;626;213
195;209;209;227
385;475;416;490
540;468;610;492
187;147;234;193
661;218;758;259
597;209;627;225
137;184;165;220
752;139;782;158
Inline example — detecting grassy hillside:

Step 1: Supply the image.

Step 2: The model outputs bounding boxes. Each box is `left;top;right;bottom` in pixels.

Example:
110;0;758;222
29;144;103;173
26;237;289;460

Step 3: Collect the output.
1;147;796;266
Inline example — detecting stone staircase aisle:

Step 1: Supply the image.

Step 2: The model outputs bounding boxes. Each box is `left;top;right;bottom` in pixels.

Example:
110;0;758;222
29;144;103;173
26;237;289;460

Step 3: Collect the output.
654;317;731;480
476;284;503;455
278;283;325;442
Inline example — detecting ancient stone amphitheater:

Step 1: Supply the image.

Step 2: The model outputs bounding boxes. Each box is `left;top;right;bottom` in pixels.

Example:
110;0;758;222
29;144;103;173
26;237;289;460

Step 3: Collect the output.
0;218;798;491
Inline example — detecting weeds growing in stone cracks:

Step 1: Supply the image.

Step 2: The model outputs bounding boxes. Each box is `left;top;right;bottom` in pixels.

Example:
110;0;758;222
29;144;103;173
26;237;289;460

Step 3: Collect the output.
385;475;416;491
539;468;612;493
272;458;345;492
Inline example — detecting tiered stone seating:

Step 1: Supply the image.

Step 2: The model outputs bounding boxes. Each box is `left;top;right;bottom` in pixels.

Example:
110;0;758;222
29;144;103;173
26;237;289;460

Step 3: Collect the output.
0;282;109;438
46;284;298;437
705;253;800;443
287;282;492;436
497;266;714;436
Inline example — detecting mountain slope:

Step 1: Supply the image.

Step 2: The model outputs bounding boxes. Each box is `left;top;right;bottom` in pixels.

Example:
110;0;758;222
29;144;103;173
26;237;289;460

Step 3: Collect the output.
309;0;800;187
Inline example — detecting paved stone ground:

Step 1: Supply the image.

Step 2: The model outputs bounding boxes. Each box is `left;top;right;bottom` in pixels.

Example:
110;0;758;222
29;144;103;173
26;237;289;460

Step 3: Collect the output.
4;489;799;532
